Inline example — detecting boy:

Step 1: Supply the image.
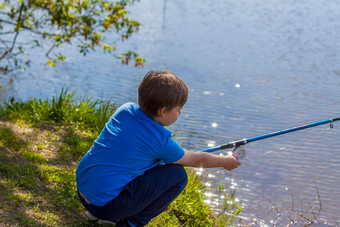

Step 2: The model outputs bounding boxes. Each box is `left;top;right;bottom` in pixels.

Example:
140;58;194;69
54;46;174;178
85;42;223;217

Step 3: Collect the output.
76;70;241;226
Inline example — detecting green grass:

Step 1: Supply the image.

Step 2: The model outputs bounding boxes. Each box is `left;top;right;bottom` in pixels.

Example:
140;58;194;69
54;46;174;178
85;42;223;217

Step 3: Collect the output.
0;88;116;132
0;89;242;226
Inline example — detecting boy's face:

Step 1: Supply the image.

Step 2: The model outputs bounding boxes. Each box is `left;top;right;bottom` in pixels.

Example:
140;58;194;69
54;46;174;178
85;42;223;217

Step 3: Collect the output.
156;106;182;126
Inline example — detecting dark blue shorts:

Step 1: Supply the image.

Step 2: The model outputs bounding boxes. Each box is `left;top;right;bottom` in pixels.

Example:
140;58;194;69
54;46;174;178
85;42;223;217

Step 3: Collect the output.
78;164;188;226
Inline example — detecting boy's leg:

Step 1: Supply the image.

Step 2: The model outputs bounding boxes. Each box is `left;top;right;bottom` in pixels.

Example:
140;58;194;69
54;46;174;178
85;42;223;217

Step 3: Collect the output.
123;164;188;225
90;164;187;226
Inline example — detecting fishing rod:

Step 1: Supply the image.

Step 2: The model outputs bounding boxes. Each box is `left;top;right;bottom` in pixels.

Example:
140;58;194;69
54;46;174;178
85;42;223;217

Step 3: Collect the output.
198;117;340;160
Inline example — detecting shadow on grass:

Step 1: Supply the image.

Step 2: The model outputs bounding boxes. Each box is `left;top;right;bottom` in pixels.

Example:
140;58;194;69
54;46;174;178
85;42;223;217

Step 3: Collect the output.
0;122;104;226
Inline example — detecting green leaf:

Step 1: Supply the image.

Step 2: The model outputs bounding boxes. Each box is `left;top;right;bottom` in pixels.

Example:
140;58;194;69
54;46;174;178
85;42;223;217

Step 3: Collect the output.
47;58;56;67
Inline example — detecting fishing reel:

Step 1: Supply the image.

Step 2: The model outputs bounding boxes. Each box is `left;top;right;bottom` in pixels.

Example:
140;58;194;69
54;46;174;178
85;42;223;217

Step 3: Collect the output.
232;146;247;161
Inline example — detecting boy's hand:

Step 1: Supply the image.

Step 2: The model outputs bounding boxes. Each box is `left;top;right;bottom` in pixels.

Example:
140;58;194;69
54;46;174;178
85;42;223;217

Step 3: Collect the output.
222;155;241;171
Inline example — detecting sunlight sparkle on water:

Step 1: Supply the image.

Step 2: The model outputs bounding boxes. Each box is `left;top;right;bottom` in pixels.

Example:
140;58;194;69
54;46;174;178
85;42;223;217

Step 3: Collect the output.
235;83;240;88
213;201;220;206
230;180;239;190
207;141;215;147
195;167;204;176
211;122;218;128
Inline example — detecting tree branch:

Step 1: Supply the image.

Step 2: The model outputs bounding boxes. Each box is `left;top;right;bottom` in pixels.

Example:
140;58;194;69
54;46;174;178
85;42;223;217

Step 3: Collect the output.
45;43;56;57
0;18;56;37
0;2;24;61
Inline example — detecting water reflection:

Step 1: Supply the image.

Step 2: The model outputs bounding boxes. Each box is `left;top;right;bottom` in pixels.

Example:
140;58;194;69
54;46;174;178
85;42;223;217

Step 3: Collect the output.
207;141;215;147
211;122;218;128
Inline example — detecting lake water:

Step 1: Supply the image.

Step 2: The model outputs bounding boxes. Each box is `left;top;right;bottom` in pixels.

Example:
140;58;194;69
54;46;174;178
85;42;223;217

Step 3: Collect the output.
1;0;340;225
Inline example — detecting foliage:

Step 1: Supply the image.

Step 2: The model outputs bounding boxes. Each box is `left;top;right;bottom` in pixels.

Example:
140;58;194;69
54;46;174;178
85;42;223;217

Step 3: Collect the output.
150;170;243;226
0;89;243;226
0;88;116;132
0;0;145;72
216;185;243;226
148;169;214;226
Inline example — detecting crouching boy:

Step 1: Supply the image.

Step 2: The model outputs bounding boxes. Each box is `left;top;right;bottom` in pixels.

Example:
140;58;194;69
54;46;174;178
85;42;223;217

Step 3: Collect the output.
76;70;241;226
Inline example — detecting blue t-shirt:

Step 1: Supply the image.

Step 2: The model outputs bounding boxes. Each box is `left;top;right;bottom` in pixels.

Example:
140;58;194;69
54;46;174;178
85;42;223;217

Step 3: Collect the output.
76;102;185;206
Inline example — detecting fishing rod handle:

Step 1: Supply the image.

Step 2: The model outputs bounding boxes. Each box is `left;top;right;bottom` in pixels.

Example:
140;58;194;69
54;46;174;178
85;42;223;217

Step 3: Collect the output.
198;139;248;153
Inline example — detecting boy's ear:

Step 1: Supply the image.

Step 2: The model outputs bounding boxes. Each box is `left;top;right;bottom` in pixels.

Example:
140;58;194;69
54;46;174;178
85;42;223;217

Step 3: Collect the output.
156;107;167;117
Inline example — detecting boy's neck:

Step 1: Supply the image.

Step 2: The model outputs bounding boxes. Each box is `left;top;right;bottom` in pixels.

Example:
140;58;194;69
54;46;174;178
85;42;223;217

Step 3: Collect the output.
153;115;165;126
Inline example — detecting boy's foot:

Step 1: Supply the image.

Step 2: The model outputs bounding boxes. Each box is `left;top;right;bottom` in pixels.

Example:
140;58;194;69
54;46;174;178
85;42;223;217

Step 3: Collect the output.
85;211;98;221
97;219;117;225
85;211;117;225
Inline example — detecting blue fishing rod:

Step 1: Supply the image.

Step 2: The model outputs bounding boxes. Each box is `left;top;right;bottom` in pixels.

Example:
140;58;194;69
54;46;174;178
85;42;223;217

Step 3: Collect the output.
199;117;340;160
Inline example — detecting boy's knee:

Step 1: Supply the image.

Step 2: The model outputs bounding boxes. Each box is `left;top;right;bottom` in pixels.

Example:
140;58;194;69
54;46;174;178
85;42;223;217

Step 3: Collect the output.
170;164;188;187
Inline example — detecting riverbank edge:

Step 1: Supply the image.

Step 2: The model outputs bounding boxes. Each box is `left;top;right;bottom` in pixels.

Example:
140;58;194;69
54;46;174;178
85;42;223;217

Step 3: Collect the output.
0;91;242;226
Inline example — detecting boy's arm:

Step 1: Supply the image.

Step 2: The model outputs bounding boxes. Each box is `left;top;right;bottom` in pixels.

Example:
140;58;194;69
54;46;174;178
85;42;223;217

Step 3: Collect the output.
173;150;241;171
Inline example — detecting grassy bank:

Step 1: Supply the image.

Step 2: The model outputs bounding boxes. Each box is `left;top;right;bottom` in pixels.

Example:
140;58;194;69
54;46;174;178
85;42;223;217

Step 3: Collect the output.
0;89;242;226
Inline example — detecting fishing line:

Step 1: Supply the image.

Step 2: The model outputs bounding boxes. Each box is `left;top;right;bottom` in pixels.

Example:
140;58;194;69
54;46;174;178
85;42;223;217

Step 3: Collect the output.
198;117;340;160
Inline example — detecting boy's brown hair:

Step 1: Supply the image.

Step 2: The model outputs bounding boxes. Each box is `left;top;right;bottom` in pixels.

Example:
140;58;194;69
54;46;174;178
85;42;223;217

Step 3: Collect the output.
138;70;188;117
